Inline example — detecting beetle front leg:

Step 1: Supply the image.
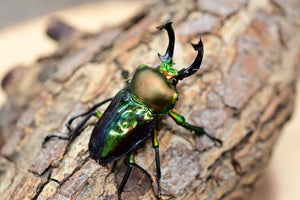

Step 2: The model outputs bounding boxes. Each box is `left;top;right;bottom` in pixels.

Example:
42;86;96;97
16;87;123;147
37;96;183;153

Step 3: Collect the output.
114;58;130;86
118;151;135;200
169;109;222;146
152;128;162;200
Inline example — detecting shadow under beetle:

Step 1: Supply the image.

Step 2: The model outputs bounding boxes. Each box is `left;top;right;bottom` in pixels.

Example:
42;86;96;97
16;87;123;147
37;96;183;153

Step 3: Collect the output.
43;22;222;200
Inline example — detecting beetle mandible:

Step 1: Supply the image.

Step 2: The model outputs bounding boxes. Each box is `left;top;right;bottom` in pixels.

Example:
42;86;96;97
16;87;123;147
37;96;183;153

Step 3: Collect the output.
43;22;222;200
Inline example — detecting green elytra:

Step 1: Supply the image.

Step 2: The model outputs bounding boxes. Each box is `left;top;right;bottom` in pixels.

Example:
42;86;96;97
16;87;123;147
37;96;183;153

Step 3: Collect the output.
42;22;222;200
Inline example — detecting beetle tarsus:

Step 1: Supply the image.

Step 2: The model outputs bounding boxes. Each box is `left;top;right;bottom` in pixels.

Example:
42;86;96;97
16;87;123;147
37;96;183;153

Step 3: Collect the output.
195;131;223;147
42;135;70;148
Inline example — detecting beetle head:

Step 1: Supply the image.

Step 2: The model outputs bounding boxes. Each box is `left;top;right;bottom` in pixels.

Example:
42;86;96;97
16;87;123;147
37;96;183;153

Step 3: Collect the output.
157;22;204;86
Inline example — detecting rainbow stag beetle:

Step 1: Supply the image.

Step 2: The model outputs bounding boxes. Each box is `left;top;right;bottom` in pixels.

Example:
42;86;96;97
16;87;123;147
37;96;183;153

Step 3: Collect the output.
42;22;222;200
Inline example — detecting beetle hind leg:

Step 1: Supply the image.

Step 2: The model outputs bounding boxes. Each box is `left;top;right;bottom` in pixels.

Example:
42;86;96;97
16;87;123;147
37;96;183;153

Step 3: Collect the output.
66;98;112;132
42;98;112;147
42;110;99;148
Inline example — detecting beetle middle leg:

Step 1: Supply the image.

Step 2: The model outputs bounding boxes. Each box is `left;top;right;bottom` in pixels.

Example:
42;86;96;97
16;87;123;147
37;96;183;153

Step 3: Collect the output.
117;129;162;200
152;128;162;200
169;109;222;146
42;98;112;147
118;151;135;200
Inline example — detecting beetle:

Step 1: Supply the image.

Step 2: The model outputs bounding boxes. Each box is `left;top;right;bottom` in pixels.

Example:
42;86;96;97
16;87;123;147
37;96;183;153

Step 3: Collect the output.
42;22;222;200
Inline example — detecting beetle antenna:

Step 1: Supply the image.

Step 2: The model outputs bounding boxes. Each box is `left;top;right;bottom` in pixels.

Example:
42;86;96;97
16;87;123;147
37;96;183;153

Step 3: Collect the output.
157;22;175;63
177;35;204;80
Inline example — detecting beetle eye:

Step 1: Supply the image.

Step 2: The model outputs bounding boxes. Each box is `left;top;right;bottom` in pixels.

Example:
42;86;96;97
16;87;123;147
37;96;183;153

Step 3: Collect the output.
172;77;178;85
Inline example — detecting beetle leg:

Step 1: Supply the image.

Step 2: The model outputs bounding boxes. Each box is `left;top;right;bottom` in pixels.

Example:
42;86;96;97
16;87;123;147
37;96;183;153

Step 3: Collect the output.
42;98;112;147
157;22;175;63
114;58;130;86
42;110;99;147
66;98;112;132
118;151;135;200
168;109;222;147
152;128;162;200
176;35;204;81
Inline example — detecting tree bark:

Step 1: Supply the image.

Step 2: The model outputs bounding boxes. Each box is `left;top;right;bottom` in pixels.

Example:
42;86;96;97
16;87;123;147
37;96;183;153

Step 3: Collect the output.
1;0;300;199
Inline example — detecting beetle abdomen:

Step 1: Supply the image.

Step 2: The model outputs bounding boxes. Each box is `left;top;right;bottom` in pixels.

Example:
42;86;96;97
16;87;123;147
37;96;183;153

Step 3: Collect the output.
89;89;155;164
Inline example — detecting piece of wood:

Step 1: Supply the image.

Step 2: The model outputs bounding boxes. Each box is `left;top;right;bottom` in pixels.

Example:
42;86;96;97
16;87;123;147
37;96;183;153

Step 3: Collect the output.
1;0;300;199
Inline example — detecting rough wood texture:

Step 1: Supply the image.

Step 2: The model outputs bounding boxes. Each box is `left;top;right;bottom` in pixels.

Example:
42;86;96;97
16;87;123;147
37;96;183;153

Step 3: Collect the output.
1;0;300;199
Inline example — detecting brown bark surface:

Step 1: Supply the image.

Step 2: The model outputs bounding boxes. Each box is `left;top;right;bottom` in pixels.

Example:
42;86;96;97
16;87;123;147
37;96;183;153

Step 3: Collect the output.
1;0;300;199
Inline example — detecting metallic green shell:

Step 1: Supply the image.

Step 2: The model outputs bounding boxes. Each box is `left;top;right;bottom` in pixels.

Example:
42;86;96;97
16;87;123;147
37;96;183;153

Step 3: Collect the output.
89;89;155;163
129;65;178;114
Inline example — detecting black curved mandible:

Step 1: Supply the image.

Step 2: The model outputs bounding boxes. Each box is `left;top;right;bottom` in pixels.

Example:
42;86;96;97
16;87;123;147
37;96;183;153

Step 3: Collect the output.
177;35;204;81
157;22;175;63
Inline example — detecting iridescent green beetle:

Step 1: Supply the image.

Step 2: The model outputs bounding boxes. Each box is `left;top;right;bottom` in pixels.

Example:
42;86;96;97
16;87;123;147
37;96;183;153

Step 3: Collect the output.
43;22;222;200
